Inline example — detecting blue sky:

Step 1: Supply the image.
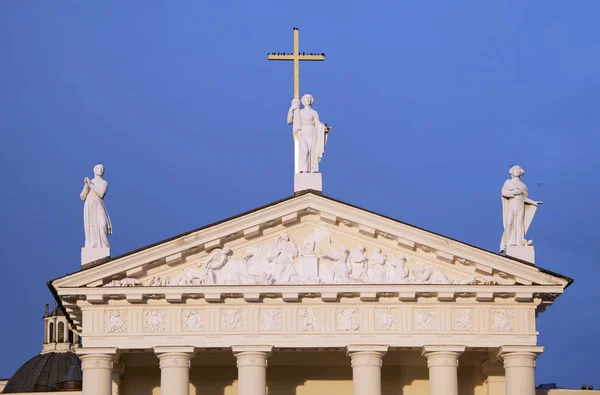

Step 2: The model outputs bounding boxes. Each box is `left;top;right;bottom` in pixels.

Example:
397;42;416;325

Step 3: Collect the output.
0;0;598;388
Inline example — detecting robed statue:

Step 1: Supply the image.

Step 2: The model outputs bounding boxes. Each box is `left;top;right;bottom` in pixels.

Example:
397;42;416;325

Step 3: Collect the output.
80;164;112;248
500;165;542;252
287;94;331;173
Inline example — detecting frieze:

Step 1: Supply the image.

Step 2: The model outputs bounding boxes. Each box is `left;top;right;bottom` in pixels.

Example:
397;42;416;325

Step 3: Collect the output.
102;233;503;288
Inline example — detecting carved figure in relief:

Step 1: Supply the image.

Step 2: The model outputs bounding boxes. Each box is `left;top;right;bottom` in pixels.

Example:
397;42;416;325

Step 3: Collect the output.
298;308;320;331
200;247;232;285
222;309;242;330
349;245;368;282
268;233;298;284
413;309;434;330
337;309;359;331
453;309;474;331
459;274;497;285
104;278;141;287
287;94;330;173
375;308;396;331
491;309;514;331
80;164;112;248
367;248;387;283
500;165;542;251
106;311;126;333
320;240;362;284
184;311;204;332
410;262;453;285
386;251;409;283
260;309;283;331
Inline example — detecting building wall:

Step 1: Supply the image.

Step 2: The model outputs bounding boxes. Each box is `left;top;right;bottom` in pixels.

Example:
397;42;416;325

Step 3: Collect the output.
120;363;489;395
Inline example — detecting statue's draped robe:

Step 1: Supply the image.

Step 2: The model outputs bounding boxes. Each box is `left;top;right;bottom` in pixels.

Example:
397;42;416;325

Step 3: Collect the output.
500;178;536;251
293;107;327;173
81;178;112;248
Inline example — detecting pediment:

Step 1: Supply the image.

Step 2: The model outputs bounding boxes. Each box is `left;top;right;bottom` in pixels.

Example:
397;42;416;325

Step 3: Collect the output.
52;192;570;290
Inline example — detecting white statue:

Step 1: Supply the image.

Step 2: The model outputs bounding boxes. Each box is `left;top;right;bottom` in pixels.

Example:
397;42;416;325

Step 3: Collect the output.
287;94;331;173
386;251;409;283
269;233;298;284
200;247;232;285
320;240;362;284
80;164;112;248
367;248;386;283
500;165;543;251
349;244;368;282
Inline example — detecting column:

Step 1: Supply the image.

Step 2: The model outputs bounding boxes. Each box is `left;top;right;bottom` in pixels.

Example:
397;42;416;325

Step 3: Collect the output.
346;345;388;395
422;345;465;395
498;346;543;395
77;347;118;395
482;360;505;395
112;361;125;395
154;346;195;395
232;346;272;395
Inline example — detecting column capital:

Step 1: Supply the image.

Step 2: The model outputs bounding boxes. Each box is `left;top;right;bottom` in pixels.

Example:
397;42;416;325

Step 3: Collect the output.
497;346;543;369
422;345;466;369
346;345;388;368
232;346;272;369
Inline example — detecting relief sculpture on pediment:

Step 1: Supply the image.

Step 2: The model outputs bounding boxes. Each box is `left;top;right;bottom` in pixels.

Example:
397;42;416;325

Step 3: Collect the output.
103;232;502;287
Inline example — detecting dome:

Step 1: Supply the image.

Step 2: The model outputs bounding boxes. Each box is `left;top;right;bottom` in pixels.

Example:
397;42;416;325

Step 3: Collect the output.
2;352;81;393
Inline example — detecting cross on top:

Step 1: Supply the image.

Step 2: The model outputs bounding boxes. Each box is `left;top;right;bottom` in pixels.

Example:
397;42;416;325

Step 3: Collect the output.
267;27;326;99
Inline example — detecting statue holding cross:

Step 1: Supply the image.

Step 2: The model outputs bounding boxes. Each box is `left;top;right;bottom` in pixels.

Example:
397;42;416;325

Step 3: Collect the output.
268;28;331;174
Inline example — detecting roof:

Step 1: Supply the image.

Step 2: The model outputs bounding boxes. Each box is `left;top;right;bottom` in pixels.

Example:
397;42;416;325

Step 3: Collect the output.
2;352;81;393
51;190;574;285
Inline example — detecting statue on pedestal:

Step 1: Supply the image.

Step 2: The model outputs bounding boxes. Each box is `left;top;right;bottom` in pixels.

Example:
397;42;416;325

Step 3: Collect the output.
500;165;542;252
80;164;112;249
287;94;331;173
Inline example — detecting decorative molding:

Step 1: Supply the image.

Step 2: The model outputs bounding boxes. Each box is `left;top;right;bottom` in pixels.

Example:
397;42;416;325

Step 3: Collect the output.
491;309;514;332
183;310;204;332
259;309;283;331
453;309;474;331
375;308;397;331
298;308;320;331
221;309;243;331
336;308;360;331
105;310;127;333
413;309;434;330
144;309;167;332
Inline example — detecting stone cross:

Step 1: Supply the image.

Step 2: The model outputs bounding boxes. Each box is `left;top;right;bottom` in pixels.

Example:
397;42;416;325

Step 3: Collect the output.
268;27;325;173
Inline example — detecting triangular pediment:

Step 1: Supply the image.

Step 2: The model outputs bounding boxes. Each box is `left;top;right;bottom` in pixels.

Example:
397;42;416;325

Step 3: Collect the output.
52;192;570;290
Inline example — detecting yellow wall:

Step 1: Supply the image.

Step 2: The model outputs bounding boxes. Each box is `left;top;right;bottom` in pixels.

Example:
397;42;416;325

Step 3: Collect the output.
121;363;489;395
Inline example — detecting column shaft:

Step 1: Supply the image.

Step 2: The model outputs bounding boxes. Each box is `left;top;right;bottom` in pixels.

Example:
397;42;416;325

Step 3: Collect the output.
154;347;195;395
233;346;272;395
422;346;465;395
80;352;117;395
347;345;388;395
498;346;543;395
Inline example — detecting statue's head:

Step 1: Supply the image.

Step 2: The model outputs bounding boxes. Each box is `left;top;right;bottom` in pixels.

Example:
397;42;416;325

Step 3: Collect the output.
356;244;365;253
93;164;104;177
301;94;314;107
509;165;524;178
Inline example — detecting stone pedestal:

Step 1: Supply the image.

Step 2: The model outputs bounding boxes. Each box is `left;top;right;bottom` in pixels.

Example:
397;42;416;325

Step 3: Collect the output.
154;346;195;395
498;346;543;395
300;255;319;278
77;348;118;395
294;173;322;193
347;345;388;395
504;246;535;264
422;345;465;395
82;247;110;266
233;346;272;395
